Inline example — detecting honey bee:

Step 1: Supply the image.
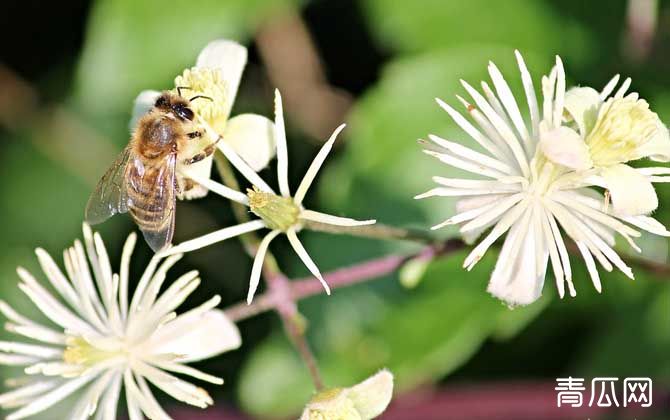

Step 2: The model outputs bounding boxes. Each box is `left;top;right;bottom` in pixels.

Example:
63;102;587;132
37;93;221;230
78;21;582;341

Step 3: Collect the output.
85;90;218;252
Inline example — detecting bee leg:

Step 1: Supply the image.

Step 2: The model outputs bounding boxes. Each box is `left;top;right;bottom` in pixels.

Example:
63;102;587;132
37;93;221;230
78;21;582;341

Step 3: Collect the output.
187;131;202;139
183;135;223;165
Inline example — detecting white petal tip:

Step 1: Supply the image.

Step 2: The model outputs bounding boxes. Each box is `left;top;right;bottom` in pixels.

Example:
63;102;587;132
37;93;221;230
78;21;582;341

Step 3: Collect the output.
319;276;331;295
331;124;347;139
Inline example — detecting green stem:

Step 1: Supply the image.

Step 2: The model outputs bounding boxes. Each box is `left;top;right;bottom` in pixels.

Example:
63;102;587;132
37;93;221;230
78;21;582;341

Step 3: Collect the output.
301;220;436;244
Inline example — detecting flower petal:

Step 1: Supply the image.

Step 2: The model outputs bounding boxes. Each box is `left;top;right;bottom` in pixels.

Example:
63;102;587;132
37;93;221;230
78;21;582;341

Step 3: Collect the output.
6;374;96;420
178;167;249;204
487;206;548;306
540;125;592;170
286;229;330;294
222;114;276;172
274;89;291;197
563;86;600;136
152;309;241;363
0;381;58;408
248;230;281;304
161;219;266;256
195;39;247;119
633;120;670;162
300;210;375;227
294;124;346;205
601;164;658;216
347;369;394;419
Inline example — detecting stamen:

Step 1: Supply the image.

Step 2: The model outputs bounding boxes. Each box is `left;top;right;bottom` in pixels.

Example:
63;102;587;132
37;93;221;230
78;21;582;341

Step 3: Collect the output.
247;187;301;232
586;96;660;166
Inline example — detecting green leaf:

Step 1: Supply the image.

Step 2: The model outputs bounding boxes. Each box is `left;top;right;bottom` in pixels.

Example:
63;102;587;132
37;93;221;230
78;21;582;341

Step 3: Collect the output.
237;336;315;416
237;250;550;417
361;0;590;62
0;139;91;251
73;0;297;115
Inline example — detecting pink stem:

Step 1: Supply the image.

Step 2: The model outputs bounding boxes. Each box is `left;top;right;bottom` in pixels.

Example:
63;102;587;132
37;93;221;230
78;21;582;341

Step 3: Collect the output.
224;240;464;322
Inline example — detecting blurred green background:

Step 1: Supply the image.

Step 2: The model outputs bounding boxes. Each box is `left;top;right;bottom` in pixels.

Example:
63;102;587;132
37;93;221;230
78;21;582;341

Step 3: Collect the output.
1;0;669;419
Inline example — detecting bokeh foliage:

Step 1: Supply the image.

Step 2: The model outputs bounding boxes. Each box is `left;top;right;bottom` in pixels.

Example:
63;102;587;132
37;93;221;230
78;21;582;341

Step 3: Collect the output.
1;0;669;418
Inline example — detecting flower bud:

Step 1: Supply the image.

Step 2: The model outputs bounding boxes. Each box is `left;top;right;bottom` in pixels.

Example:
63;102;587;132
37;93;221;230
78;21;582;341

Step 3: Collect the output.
300;370;394;420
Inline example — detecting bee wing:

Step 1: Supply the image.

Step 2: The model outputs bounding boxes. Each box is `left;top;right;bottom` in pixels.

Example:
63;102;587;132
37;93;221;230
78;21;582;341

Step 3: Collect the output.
130;153;177;252
85;146;132;224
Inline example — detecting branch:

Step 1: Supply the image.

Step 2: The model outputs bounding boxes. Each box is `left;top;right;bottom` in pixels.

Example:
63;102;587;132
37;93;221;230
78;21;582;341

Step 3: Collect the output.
224;235;670;323
224;239;465;322
264;267;324;390
302;220;436;244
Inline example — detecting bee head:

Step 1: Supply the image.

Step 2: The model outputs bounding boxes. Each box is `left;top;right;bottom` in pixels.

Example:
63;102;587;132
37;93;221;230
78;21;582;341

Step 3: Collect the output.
171;102;194;121
154;93;194;121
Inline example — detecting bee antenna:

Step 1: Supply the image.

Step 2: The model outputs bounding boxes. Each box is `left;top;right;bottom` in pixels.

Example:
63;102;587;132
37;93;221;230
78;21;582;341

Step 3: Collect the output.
189;95;214;103
176;86;193;97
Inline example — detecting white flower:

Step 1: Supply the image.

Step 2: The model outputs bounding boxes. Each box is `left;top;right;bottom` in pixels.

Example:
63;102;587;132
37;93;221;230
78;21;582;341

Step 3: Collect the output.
0;224;241;420
418;51;670;306
299;370;394;420
541;73;670;215
161;89;376;303
131;39;276;200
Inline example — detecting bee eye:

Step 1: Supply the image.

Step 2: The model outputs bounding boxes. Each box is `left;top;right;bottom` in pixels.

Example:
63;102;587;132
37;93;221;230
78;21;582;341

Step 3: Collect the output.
173;105;194;121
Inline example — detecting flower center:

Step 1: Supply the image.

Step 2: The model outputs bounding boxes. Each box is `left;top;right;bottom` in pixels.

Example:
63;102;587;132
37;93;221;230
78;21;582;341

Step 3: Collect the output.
247;187;301;232
63;336;123;367
174;67;229;133
586;96;659;166
306;388;361;420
